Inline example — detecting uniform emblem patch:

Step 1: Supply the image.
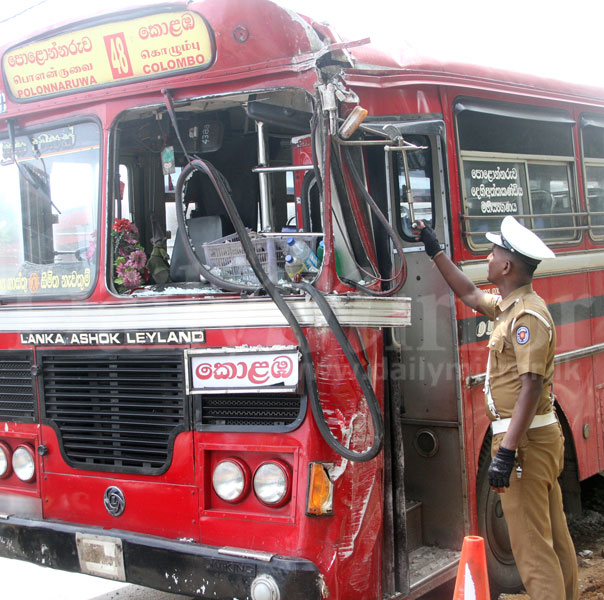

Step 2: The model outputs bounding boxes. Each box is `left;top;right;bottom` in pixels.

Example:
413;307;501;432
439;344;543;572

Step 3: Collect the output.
516;326;530;345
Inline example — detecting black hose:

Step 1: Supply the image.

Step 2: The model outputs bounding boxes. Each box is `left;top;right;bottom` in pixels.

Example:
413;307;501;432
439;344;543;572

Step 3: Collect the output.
174;164;260;293
294;280;384;459
340;144;407;295
175;158;383;462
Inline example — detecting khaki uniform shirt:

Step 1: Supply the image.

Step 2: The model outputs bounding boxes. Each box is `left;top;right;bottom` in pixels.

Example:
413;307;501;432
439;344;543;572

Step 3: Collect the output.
478;283;555;420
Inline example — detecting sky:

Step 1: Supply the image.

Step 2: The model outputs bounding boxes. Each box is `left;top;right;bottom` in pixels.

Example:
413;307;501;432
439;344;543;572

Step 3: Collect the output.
278;0;604;86
1;0;603;86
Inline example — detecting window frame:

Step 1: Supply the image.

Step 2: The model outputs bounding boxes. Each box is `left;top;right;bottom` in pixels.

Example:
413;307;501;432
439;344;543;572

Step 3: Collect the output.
455;99;582;253
0;117;102;302
582;160;604;241
391;134;437;242
580;115;604;242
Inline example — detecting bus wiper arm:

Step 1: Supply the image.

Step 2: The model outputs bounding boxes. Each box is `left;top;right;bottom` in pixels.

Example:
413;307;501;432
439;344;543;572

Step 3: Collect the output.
8;119;61;214
20;162;61;215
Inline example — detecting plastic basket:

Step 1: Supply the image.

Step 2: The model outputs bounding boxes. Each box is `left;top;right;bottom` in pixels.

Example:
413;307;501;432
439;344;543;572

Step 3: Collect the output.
202;232;317;285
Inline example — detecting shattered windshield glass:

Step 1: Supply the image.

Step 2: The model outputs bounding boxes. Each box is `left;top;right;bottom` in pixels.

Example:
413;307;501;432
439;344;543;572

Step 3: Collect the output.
0;121;100;300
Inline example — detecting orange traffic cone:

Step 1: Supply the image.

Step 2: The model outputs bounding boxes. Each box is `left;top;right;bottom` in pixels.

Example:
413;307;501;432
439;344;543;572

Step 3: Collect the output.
452;535;490;600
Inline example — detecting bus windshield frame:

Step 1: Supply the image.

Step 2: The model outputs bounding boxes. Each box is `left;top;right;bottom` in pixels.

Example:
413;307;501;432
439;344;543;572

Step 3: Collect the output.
0;119;101;300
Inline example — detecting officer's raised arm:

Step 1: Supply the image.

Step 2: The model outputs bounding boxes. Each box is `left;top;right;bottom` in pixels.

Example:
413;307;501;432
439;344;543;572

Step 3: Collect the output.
414;221;486;312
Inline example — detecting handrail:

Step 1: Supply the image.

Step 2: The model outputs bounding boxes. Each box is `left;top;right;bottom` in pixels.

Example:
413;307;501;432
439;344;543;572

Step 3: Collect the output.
465;342;604;388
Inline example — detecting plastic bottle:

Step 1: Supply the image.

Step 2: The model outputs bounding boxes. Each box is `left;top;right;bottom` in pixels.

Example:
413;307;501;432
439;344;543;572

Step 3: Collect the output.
316;240;342;274
316;240;324;264
284;254;304;280
286;237;319;270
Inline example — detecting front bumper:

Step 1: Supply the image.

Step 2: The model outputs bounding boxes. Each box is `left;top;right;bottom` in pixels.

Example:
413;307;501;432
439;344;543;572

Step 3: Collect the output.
0;516;323;599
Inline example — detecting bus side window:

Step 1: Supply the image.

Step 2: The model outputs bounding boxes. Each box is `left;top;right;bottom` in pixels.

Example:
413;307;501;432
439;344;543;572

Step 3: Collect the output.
457;99;578;251
584;169;604;238
528;163;575;240
117;164;130;221
396;134;434;240
581;118;604;241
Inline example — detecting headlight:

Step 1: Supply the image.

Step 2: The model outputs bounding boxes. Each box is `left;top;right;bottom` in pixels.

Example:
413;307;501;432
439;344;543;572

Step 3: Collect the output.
253;461;291;507
12;445;35;482
0;442;11;478
212;458;250;503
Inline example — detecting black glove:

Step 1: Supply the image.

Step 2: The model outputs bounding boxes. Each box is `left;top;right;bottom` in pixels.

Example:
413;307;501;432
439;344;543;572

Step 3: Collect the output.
488;446;516;488
416;222;442;259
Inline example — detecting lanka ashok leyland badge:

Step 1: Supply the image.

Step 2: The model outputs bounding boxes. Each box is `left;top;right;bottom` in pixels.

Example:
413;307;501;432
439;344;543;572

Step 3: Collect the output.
516;325;530;345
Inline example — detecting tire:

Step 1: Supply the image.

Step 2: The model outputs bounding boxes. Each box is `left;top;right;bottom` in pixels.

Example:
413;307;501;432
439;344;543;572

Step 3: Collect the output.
476;435;523;598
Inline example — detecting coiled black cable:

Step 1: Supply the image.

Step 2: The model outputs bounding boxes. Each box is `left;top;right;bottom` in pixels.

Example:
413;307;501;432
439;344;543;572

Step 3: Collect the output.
339;144;407;295
175;158;383;462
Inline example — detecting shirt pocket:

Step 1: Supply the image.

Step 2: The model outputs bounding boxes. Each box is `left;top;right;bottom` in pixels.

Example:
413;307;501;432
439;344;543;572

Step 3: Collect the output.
489;328;511;371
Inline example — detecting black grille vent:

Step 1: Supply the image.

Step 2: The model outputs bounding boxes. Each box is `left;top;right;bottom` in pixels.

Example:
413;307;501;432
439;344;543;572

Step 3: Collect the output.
0;351;36;423
40;351;187;473
198;393;304;431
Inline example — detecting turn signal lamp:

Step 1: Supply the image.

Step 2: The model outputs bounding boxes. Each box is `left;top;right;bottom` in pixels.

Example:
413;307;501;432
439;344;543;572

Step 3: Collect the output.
338;105;368;139
306;462;333;516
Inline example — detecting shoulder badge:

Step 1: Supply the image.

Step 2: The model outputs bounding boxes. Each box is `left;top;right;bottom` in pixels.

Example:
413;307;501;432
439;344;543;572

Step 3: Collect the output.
516;325;530;345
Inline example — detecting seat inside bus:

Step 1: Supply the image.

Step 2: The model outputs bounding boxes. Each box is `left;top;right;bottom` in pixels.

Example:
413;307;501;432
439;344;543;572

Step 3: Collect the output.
169;215;226;282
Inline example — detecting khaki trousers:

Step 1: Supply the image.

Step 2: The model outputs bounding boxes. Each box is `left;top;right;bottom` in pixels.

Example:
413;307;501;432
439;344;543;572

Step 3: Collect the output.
492;423;578;600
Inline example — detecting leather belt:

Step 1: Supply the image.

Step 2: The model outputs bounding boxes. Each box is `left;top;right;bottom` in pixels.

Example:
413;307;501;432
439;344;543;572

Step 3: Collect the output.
491;411;557;435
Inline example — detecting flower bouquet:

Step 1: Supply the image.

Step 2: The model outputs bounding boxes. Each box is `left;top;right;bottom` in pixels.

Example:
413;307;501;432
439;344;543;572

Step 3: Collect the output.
112;218;149;292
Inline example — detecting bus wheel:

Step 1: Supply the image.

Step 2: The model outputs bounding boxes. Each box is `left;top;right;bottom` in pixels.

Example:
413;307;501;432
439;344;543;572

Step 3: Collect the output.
476;437;523;597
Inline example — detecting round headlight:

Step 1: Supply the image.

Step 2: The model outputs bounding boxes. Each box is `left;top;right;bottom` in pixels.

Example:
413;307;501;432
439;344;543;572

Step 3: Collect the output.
0;442;11;479
253;461;291;507
212;458;250;503
12;445;35;482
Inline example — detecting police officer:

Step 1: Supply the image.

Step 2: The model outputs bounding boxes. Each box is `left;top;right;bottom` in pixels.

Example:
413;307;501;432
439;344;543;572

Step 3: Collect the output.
416;216;578;600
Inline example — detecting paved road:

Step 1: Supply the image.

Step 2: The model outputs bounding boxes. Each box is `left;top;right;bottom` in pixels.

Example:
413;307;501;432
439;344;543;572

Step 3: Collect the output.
0;556;455;599
0;557;188;600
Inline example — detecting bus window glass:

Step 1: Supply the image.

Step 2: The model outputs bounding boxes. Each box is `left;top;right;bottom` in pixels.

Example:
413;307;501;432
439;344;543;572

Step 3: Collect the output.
584;166;604;238
457;102;577;250
527;163;575;240
581;122;604;240
462;159;526;247
0;122;100;299
396;135;434;240
118;164;131;221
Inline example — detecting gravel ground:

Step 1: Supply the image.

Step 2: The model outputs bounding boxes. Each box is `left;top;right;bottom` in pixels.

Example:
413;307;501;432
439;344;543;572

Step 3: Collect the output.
500;474;604;599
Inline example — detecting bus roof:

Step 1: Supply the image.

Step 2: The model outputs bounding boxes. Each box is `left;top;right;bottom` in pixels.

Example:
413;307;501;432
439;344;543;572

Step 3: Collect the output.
345;45;604;104
1;0;604;112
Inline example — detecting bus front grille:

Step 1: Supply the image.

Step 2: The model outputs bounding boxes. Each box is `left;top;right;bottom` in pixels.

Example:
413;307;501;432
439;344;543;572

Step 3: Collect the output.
0;351;36;423
39;351;187;474
197;393;305;431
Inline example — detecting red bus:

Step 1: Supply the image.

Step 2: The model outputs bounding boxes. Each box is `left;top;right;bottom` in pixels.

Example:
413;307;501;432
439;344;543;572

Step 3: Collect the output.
0;1;602;598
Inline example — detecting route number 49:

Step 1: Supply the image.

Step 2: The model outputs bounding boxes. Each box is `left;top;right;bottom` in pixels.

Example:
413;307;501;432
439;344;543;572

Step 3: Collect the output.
104;33;133;80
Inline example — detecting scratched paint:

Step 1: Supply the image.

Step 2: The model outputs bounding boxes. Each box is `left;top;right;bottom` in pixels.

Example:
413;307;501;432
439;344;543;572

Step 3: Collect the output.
306;327;385;598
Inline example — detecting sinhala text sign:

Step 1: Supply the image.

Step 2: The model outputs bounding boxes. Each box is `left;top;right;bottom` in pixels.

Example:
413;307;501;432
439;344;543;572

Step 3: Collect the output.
187;347;300;394
2;10;213;101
